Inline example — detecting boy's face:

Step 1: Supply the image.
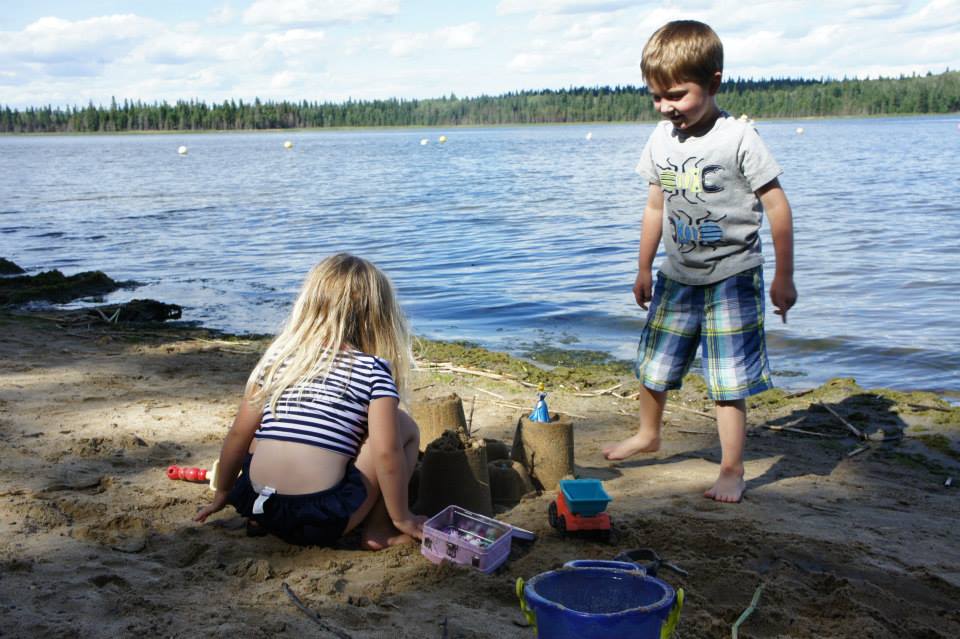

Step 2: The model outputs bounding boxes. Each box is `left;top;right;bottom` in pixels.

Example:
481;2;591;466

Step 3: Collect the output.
648;73;721;133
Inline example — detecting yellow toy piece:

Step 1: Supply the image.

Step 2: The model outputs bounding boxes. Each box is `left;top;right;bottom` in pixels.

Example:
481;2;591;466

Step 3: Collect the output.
515;577;537;632
660;587;684;638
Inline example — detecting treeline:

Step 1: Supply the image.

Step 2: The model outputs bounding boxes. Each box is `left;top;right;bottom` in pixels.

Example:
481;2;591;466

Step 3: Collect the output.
2;71;957;133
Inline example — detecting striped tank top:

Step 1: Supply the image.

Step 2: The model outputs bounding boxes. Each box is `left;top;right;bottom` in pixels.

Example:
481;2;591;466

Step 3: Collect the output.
253;351;399;458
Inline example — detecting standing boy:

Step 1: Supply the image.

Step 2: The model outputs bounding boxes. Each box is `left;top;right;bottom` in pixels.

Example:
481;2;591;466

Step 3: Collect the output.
603;20;797;503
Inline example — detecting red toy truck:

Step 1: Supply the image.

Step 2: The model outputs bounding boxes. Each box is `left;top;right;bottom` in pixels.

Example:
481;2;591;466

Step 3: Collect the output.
548;479;612;538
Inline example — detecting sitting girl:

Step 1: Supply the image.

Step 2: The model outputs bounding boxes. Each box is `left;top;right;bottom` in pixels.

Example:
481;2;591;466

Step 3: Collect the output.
195;253;424;549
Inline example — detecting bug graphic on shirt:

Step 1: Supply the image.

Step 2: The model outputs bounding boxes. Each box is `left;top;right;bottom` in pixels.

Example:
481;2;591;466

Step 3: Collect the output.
671;209;727;253
657;157;723;204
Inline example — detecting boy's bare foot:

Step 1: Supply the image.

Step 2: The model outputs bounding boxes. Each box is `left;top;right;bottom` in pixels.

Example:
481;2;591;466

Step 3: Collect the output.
603;432;661;461
704;468;745;503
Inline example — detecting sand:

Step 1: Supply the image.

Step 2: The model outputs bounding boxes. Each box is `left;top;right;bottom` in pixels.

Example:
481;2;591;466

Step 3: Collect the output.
1;311;959;638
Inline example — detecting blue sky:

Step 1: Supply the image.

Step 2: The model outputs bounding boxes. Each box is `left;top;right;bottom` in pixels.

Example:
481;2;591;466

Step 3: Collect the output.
1;1;958;108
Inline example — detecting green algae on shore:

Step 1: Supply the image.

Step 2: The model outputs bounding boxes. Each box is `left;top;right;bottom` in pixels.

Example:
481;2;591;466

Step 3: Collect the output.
413;337;634;390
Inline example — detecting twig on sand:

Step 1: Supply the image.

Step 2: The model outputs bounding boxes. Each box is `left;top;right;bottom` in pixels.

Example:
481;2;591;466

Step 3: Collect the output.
417;361;538;388
472;386;506;400
281;582;352;638
572;383;623;397
466;395;476;436
731;583;765;639
846;445;870;458
908;402;952;413
669;403;716;421
677;429;714;435
765;425;846;438
817;402;866;440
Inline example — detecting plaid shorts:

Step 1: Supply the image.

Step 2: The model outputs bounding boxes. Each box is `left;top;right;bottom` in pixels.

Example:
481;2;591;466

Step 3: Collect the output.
635;267;773;400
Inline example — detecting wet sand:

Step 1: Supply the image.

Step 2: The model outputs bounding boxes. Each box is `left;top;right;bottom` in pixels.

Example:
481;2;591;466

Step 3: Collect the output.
1;312;959;638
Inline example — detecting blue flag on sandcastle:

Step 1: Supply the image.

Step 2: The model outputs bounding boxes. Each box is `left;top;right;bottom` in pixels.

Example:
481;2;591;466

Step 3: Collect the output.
529;383;550;423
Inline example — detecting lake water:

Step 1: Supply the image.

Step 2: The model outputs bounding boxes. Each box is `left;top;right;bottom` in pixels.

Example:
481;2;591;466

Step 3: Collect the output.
1;116;959;397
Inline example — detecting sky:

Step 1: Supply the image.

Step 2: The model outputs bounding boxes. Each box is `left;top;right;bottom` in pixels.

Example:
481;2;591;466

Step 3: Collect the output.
1;0;958;109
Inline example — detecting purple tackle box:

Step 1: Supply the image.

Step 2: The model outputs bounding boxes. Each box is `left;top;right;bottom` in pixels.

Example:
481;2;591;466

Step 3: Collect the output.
421;505;535;574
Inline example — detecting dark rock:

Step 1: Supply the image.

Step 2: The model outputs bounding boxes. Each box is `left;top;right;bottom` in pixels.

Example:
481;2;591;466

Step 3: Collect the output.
86;299;182;323
0;269;127;305
0;258;25;275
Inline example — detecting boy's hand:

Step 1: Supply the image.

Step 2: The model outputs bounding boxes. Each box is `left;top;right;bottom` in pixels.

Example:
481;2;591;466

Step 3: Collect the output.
194;489;230;523
633;270;653;309
770;275;797;323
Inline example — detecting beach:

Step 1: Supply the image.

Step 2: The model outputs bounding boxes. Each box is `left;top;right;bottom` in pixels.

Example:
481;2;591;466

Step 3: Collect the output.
1;310;959;638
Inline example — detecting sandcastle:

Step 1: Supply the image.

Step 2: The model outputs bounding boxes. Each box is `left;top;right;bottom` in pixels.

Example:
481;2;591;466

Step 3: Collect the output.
413;428;493;516
510;412;575;491
408;393;467;452
410;392;573;515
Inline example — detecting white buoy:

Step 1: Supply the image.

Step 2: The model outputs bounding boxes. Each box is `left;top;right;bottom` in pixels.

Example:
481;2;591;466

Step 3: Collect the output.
177;145;188;155
585;131;593;140
438;135;447;144
795;127;805;135
420;138;429;145
283;140;293;149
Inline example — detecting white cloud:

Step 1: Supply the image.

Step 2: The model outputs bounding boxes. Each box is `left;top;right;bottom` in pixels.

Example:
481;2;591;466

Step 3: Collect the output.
497;0;637;16
263;28;327;56
436;22;482;49
507;52;548;72
207;3;238;25
0;15;157;64
242;0;399;27
389;32;429;57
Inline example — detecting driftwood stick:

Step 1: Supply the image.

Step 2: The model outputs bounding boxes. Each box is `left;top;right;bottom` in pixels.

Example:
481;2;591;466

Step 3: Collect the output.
471;386;506;400
281;582;352;638
677;429;714;435
669;403;717;420
466;395;476;436
572;383;623;397
817;402;866;440
765;425;845;438
846;445;870;458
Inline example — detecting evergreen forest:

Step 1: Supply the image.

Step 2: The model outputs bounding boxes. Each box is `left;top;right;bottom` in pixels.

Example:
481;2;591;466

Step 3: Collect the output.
1;71;957;133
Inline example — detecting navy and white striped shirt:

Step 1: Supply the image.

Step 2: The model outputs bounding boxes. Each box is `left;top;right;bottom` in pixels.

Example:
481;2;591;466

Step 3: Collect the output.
253;351;399;459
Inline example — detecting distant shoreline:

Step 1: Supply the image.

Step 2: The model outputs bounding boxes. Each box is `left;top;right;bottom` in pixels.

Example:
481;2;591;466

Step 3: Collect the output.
0;111;956;137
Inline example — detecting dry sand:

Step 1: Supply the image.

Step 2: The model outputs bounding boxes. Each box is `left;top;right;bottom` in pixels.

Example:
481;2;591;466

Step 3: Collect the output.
1;312;959;638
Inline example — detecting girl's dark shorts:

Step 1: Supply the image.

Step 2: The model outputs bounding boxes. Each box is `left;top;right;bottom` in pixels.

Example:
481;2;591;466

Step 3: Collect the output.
228;454;367;546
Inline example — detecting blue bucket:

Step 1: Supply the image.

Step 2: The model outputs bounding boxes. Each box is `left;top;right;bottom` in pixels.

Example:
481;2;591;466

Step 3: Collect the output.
522;566;676;638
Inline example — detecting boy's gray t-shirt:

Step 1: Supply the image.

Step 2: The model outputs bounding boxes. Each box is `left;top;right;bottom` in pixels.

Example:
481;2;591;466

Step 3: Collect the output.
636;112;782;285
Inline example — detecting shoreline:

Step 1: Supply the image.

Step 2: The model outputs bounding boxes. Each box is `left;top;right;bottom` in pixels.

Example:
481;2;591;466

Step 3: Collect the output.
0;112;955;137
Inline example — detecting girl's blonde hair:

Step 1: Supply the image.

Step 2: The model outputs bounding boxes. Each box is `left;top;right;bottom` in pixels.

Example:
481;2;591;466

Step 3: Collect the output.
641;20;723;91
247;253;412;415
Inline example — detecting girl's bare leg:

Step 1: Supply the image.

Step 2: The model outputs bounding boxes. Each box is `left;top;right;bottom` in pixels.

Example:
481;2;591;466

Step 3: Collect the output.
602;386;667;460
346;410;420;549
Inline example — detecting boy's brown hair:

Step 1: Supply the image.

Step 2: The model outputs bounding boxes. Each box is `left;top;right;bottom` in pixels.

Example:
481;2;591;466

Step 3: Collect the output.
641;20;723;90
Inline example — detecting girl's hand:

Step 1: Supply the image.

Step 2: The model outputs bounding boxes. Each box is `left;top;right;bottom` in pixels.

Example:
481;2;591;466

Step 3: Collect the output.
393;513;428;540
194;490;230;523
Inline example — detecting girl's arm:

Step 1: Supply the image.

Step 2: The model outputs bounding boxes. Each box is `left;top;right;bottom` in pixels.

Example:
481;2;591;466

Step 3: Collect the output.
368;396;422;538
194;397;261;523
